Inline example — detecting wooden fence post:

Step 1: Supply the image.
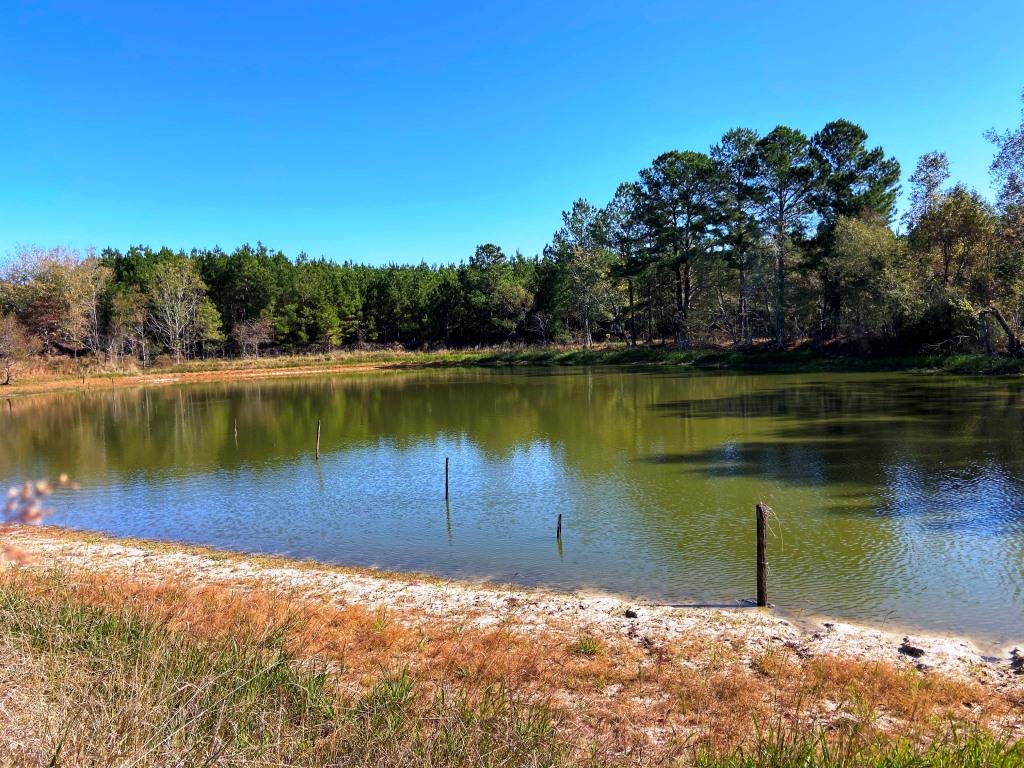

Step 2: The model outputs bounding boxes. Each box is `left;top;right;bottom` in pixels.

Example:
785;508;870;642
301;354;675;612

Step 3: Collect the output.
756;502;768;607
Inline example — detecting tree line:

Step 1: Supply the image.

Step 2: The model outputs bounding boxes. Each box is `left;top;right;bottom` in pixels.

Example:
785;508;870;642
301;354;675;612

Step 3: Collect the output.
2;92;1023;378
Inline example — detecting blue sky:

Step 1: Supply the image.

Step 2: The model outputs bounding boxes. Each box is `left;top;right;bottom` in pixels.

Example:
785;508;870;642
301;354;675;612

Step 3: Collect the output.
2;1;1023;265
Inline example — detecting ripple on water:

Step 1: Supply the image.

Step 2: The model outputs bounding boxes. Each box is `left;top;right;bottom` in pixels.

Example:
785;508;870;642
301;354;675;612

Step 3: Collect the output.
4;369;1023;643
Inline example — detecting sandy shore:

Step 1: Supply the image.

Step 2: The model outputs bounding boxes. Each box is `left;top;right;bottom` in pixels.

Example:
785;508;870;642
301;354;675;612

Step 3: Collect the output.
5;526;1022;693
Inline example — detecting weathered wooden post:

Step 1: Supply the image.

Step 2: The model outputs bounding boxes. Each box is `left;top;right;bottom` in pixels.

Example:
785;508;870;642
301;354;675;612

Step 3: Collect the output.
556;512;562;540
233;418;238;440
445;456;450;500
316;419;321;461
756;502;768;607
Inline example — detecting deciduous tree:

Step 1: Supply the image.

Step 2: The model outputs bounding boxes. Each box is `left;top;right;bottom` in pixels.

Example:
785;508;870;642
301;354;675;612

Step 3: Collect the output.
810;120;901;339
147;257;222;362
0;314;40;384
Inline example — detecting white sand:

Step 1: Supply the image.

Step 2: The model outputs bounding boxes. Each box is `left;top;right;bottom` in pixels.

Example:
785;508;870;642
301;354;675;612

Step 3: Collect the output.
6;526;1022;692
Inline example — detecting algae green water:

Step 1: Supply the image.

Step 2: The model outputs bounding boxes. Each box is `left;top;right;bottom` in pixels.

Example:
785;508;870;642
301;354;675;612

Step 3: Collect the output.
2;367;1023;645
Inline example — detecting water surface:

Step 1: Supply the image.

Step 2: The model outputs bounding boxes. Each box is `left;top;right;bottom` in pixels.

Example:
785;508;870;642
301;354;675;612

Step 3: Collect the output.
3;368;1023;645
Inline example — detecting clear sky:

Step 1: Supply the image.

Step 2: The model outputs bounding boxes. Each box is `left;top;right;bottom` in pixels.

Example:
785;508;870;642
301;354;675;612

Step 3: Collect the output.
2;1;1023;266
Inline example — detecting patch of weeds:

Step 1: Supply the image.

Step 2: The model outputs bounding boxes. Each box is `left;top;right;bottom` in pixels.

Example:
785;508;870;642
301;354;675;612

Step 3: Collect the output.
572;635;603;658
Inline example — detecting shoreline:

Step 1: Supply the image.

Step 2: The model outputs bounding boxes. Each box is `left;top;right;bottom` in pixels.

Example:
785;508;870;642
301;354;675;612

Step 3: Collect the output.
3;346;1023;398
0;359;403;398
6;525;1022;690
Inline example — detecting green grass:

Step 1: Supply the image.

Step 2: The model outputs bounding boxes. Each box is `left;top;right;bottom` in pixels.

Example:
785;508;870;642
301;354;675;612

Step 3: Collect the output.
165;346;1024;376
0;577;1020;766
0;582;569;767
696;729;1024;768
462;346;1024;375
571;635;604;657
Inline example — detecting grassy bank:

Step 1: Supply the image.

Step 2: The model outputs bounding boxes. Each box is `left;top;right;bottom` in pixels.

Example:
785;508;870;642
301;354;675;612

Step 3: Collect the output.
2;570;1020;767
458;346;1024;375
0;573;567;767
4;345;1024;397
2;529;1022;766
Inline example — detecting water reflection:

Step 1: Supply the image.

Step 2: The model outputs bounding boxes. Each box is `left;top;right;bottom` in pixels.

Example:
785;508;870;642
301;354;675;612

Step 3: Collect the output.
2;368;1023;644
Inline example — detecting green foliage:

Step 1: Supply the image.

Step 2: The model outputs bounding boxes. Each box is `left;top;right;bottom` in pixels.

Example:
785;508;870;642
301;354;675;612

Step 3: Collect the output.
695;728;1024;768
551;200;622;347
570;635;604;657
830;215;924;343
4;95;1024;362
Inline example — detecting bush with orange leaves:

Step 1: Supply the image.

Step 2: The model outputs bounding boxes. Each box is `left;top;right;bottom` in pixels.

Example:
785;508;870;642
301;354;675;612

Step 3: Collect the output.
1;475;76;563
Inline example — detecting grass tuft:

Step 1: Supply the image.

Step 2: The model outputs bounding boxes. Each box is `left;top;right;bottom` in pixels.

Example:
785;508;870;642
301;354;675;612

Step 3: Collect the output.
696;728;1024;768
571;635;604;657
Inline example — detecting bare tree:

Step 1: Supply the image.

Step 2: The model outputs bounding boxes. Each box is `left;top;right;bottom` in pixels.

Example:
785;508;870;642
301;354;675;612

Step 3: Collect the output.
80;254;111;359
0;314;41;385
108;286;149;365
1;247;108;357
147;258;222;362
231;316;275;358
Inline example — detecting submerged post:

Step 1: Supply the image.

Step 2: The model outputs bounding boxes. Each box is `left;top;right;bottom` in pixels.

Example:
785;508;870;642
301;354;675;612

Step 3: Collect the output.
316;419;321;461
756;502;768;607
556;512;562;540
445;456;450;500
233;418;238;440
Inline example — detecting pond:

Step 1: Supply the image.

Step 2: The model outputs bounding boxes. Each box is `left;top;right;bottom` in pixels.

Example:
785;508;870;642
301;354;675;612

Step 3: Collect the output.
2;367;1023;645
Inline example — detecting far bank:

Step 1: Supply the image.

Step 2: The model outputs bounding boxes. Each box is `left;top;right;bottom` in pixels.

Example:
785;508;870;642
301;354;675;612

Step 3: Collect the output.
3;344;1024;397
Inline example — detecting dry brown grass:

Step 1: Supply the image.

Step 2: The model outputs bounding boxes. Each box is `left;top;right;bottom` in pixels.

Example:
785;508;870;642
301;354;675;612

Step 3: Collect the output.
1;344;601;390
2;566;1016;766
0;575;573;765
0;634;55;765
0;354;397;397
